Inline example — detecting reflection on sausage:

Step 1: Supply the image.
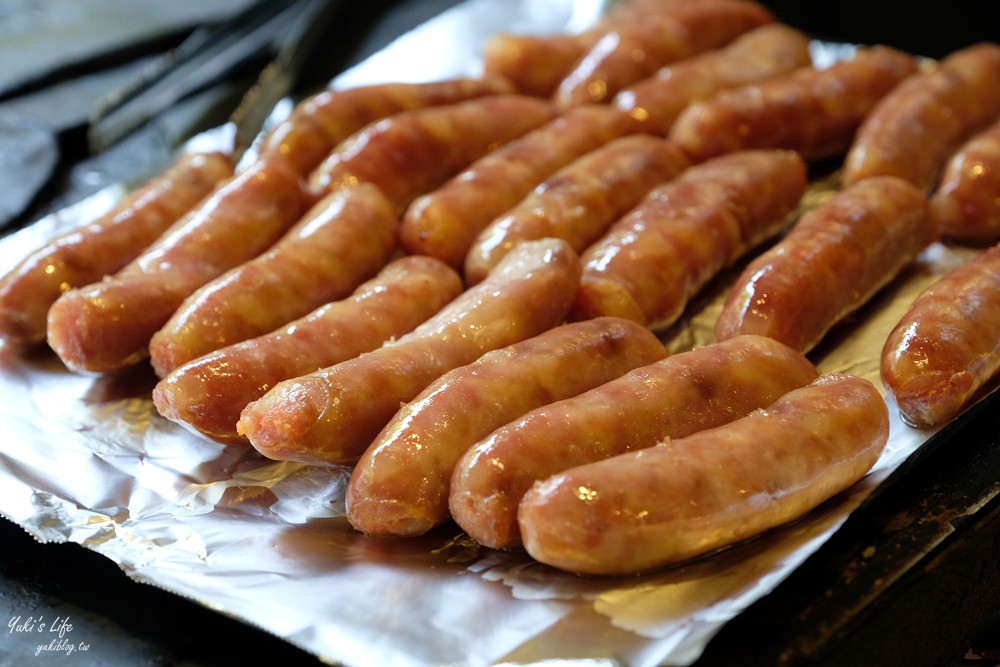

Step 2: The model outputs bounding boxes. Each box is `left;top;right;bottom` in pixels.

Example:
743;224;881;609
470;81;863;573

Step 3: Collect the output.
238;238;581;466
449;334;819;550
0;151;233;347
518;372;889;575
930;117;1000;244
149;183;398;377
346;317;667;538
153;256;463;444
715;176;934;354
881;243;1000;428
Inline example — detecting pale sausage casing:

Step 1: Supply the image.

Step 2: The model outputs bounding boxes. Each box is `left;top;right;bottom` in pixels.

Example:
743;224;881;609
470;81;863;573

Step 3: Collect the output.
518;372;889;575
346;317;667;537
715;176;934;354
881;243;1000;428
449;334;819;550
238;237;581;466
152;256;463;444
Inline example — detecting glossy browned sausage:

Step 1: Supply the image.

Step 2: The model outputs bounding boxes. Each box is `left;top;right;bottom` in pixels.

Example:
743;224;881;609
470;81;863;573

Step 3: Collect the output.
463;134;690;284
571;149;807;329
399;104;637;269
844;43;1000;192
715;176;934;353
238;238;581;466
669;46;918;162
519;372;888;575
0;151;232;347
308;96;555;209
930;117;1000;243
346;317;668;537
152;256;463;444
148;182;398;377
554;0;775;108
449;334;819;549
881;243;1000;428
259;77;514;176
46;157;310;374
614;24;811;135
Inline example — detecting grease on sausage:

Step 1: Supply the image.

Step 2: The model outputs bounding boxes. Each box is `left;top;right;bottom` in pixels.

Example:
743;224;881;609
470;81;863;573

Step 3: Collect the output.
238;238;581;466
518;372;889;575
346;317;668;537
152;256;463;444
449;334;819;550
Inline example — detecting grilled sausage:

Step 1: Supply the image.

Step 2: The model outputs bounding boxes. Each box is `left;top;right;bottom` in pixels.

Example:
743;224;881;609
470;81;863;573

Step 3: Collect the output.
400;104;637;269
881;243;1000;428
153;256;463;444
0;151;232;347
614;24;812;135
238;237;581;466
715;176;934;354
463;134;690;285
519;372;889;575
259;77;514;176
46;157;310;374
571;149;807;329
449;334;819;550
308;96;555;209
346;317;668;537
149;182;398;377
669;46;918;162
554;0;775;108
930;117;1000;244
844;43;1000;192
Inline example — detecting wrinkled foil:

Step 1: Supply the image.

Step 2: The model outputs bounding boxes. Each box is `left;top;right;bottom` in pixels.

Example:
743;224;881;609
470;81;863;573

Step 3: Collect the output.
0;2;993;666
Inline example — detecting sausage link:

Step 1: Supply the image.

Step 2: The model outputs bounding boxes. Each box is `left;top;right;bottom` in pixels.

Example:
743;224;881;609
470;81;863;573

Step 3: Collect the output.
881;243;1000;428
715;176;934;353
571;149;807;329
238;237;581;466
46;157;310;374
0;151;232;347
152;256;463;444
518;372;888;575
554;0;775;108
463;134;690;285
259;77;514;177
480;0;699;97
449;334;819;549
669;46;918;162
307;96;555;209
346;317;668;537
930;117;1000;244
615;24;812;135
149;182;398;377
400;105;637;268
844;43;1000;192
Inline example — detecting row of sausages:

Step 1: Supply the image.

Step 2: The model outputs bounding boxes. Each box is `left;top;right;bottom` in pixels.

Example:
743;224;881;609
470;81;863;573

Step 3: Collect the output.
1;0;999;574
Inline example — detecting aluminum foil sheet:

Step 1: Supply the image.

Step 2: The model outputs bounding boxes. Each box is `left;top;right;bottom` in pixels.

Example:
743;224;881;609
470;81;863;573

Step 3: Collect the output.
0;2;993;666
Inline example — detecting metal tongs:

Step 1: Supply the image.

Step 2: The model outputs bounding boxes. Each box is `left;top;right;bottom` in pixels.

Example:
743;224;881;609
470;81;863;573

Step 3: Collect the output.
87;0;341;161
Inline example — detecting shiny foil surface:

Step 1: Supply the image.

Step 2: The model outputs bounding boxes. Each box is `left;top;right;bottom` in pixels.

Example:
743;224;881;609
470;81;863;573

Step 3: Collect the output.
0;3;994;666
